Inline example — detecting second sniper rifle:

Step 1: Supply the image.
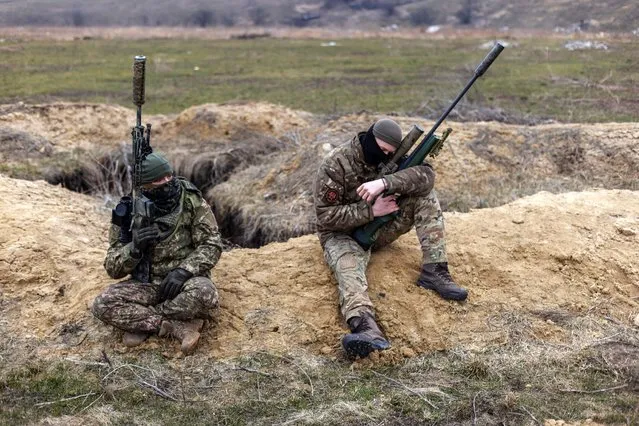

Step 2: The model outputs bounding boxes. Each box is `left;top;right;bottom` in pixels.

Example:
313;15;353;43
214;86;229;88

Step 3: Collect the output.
352;43;505;250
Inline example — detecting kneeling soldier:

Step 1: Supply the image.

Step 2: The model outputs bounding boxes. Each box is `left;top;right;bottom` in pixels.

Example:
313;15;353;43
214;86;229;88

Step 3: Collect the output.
314;118;467;358
92;153;222;355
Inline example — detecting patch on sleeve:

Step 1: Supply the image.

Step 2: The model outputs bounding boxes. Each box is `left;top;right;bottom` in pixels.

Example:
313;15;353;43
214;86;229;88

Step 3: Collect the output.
324;188;339;204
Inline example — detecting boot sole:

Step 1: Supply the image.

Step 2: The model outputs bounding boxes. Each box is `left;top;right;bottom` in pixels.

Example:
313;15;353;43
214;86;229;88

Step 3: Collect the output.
342;334;390;359
417;281;468;301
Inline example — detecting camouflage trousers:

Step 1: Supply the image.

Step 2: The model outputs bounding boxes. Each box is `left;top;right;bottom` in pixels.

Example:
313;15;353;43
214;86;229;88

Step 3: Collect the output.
323;191;447;322
91;276;219;334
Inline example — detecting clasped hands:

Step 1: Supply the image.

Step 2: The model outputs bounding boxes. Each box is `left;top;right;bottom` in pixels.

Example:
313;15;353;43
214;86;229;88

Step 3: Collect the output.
356;178;399;217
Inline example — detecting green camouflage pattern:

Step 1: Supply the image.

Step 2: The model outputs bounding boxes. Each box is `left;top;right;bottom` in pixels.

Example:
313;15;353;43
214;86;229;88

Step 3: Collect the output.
92;276;218;333
314;135;436;246
323;234;373;322
373;191;448;264
323;193;447;321
104;179;223;280
315;135;447;321
95;178;222;333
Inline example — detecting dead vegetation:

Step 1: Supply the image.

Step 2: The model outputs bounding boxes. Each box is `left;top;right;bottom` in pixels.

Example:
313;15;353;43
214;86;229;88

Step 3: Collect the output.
0;127;53;160
43;143;132;197
44;132;287;203
208;141;321;246
2;309;637;424
4;101;639;248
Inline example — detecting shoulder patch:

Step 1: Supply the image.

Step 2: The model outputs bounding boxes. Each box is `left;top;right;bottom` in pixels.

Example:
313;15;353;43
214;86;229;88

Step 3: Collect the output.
324;188;339;204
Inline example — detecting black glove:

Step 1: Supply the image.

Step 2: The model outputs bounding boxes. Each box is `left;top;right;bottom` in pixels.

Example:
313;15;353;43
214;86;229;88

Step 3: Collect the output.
160;268;193;301
132;225;159;257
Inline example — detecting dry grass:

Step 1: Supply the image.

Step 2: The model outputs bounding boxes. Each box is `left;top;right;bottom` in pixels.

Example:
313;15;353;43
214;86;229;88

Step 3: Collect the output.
43;143;131;201
2;309;637;425
0;127;53;160
172;133;287;194
207;135;320;247
40;118;639;248
42;132;286;210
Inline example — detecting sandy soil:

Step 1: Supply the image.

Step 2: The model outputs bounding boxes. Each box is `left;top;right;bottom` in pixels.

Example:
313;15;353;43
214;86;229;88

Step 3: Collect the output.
0;103;134;153
1;175;637;363
155;101;315;142
0;101;315;159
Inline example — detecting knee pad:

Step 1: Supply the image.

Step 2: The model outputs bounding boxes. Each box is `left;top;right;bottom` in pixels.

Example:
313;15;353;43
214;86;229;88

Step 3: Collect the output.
336;253;359;272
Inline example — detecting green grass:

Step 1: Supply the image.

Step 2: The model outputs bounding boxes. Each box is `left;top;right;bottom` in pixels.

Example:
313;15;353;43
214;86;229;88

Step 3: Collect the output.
2;329;637;425
1;36;637;122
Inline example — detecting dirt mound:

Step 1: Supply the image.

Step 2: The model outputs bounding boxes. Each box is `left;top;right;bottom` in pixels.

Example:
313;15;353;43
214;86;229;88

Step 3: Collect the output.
156;101;315;142
0;101;317;193
1;175;637;363
0;102;135;152
0;101;313;153
209;114;639;245
2;101;639;251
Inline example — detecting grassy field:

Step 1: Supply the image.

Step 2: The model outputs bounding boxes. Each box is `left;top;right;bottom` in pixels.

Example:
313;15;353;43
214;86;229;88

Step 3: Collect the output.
2;316;637;425
0;35;637;122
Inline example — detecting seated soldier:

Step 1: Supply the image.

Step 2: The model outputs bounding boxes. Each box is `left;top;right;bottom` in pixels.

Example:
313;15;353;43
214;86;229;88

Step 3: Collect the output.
314;118;467;358
92;152;222;355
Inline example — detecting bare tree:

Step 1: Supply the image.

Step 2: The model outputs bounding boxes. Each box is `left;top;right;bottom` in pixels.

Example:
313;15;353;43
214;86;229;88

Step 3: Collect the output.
189;9;216;27
71;9;86;27
409;6;436;26
249;6;269;26
221;12;237;27
456;0;476;25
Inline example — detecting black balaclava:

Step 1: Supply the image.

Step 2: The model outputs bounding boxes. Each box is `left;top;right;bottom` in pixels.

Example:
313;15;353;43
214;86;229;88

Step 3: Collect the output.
359;125;390;166
142;176;182;217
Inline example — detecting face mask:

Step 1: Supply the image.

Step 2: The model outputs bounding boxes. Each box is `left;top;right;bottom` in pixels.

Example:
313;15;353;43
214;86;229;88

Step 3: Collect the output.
142;177;181;216
359;125;390;166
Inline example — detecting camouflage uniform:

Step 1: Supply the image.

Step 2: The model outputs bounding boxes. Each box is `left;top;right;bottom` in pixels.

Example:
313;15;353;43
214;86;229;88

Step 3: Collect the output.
314;135;447;322
92;178;222;333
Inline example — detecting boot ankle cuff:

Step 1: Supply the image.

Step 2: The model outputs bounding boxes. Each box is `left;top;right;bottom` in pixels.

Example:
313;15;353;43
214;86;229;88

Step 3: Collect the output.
346;316;361;331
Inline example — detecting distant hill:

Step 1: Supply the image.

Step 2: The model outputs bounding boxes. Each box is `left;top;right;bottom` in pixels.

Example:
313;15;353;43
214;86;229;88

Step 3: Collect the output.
0;0;637;32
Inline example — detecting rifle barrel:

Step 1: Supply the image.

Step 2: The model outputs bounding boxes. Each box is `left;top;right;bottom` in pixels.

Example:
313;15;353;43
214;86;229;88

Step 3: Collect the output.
420;43;504;147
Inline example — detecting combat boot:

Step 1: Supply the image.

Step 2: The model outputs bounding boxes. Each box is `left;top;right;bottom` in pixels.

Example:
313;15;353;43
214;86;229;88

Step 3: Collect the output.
159;319;204;355
341;312;390;358
417;262;468;301
122;332;150;347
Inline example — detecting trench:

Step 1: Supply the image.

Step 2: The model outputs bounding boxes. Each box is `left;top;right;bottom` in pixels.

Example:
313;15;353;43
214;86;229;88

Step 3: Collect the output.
36;126;639;250
44;135;295;249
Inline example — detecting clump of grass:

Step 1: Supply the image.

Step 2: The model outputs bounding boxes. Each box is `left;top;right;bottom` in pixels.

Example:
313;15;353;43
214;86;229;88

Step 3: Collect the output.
2;321;637;426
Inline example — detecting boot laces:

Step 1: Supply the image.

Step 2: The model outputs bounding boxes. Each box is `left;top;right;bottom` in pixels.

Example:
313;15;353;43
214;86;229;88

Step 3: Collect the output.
435;265;456;286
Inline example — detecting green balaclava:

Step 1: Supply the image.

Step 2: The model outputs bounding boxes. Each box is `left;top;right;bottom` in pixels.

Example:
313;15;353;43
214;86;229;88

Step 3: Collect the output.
139;152;173;185
372;118;402;148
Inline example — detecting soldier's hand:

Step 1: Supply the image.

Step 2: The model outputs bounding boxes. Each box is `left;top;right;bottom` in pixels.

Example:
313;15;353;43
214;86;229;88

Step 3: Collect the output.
357;178;387;203
132;225;159;253
160;268;193;301
372;195;399;217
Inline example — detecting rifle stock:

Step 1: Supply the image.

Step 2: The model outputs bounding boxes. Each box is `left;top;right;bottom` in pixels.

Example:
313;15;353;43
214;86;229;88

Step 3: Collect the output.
352;43;505;250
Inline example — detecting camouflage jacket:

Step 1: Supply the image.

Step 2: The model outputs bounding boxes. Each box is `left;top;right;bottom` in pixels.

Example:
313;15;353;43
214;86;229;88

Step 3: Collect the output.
314;133;435;246
104;178;223;281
